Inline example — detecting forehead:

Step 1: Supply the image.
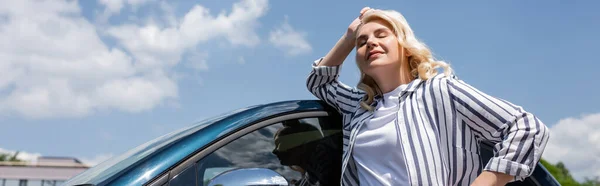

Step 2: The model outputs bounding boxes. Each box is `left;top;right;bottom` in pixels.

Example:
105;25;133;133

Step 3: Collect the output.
358;19;394;35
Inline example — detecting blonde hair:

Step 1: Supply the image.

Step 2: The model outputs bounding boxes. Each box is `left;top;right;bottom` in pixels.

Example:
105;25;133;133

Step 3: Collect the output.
356;9;453;111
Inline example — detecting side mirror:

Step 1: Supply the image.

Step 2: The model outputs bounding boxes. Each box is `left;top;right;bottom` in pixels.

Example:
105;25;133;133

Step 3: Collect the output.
207;168;289;186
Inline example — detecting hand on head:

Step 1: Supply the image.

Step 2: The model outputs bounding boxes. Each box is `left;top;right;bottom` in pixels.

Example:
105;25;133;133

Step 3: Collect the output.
360;7;372;17
347;7;374;44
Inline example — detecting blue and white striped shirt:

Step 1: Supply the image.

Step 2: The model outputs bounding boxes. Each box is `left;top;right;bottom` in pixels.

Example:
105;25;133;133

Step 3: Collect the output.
306;58;550;186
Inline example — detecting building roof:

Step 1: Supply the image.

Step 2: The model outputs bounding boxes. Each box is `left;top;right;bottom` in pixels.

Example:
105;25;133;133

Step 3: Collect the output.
0;156;89;180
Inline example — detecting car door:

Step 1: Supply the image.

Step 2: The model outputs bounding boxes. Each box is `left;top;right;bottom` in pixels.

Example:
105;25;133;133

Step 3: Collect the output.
148;110;343;186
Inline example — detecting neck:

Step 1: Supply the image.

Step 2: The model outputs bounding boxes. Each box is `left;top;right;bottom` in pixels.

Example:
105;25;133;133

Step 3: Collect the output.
372;63;413;94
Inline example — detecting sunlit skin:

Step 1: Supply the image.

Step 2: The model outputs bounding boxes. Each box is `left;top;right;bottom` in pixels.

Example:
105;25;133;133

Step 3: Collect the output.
354;19;413;94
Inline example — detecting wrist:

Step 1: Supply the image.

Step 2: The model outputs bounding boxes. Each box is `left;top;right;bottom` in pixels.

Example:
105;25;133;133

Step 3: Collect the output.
341;32;355;46
471;171;513;186
343;31;352;39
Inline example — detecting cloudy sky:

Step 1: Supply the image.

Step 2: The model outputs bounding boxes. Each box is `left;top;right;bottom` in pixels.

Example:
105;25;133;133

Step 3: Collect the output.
1;0;598;182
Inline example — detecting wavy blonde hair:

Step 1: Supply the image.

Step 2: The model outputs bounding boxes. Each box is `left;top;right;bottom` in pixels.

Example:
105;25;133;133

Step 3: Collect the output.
356;9;453;111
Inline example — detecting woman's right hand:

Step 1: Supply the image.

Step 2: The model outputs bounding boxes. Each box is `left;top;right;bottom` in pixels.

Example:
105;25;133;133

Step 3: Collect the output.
318;7;373;67
346;7;372;41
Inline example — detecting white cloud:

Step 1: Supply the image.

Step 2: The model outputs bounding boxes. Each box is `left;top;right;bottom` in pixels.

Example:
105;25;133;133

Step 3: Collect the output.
186;50;209;71
107;0;268;70
0;0;165;118
159;1;177;27
0;0;269;118
99;0;126;16
97;0;156;24
127;0;155;7
543;112;600;181
269;17;312;56
99;0;156;16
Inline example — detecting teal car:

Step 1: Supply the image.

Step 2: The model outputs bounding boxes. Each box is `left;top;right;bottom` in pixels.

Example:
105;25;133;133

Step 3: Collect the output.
64;100;559;186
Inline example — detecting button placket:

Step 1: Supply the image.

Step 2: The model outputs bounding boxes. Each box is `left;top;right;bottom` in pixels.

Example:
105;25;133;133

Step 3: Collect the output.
397;93;410;145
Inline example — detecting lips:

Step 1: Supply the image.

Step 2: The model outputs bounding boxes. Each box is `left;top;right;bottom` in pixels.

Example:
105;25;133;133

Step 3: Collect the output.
367;50;384;60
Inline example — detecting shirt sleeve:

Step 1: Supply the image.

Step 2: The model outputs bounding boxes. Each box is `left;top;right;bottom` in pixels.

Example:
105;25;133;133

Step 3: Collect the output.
306;58;363;115
442;75;550;181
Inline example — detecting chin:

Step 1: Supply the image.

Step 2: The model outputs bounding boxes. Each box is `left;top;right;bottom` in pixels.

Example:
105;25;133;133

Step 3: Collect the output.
364;60;396;71
367;56;396;66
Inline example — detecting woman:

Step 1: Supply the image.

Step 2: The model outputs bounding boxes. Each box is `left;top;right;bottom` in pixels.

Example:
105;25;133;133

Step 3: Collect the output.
306;7;550;186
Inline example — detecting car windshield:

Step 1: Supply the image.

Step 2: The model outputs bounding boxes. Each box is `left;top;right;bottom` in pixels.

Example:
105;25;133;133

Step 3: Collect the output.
64;107;256;186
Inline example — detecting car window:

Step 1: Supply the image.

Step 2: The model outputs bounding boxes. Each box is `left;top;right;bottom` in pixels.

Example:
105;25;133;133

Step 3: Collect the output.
64;107;257;186
169;163;197;186
196;116;343;186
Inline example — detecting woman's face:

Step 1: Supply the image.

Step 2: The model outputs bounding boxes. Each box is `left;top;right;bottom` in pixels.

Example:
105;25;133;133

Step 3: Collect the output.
355;19;406;76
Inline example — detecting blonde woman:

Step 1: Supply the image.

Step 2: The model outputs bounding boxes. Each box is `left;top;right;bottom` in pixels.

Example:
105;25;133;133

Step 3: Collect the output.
306;7;550;186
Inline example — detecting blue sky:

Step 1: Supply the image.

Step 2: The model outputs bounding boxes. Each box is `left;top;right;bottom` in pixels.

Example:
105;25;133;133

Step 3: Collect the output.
1;0;599;181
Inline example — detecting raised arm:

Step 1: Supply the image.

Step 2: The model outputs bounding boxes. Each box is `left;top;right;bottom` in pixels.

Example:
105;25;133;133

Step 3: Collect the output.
306;8;371;114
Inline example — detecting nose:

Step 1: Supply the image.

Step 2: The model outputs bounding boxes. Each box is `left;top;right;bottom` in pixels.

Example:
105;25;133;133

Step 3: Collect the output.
366;38;378;49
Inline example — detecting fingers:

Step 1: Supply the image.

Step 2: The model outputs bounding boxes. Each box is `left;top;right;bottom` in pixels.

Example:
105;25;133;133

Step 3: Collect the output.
359;7;373;19
360;7;371;14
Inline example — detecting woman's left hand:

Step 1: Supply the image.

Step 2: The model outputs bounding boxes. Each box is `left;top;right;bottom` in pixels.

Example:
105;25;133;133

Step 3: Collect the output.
470;171;514;186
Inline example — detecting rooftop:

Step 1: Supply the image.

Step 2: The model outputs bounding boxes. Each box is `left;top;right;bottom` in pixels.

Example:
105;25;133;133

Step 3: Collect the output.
0;156;89;180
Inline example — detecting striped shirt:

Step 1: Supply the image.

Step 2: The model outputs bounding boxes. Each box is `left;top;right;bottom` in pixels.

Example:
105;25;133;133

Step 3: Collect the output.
305;58;550;186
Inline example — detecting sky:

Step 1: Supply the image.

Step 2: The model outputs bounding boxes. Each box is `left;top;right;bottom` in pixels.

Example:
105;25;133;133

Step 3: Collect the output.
0;0;599;182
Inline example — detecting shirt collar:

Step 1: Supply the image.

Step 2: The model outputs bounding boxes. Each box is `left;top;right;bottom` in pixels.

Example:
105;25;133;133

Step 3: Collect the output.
404;78;424;92
371;78;424;105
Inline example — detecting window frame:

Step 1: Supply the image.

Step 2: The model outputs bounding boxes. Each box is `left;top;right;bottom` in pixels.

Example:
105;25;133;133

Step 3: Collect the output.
145;110;332;186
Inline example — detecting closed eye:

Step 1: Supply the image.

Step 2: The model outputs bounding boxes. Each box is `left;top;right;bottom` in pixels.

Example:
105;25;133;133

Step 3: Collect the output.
356;28;391;47
357;40;367;47
377;31;388;38
356;36;367;47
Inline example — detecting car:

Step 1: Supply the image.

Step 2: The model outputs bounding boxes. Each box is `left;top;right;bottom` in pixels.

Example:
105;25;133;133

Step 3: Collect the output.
64;100;560;186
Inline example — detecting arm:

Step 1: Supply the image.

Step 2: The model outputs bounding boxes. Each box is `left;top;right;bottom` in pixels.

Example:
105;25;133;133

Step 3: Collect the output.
471;171;514;186
317;32;355;67
439;76;550;185
306;7;371;114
